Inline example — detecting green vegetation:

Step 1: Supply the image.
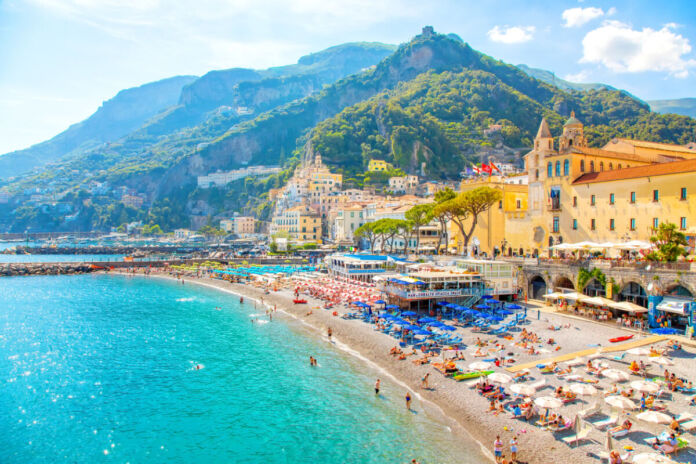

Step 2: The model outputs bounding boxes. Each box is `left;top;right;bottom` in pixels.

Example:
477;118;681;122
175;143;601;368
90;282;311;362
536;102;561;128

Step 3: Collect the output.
577;268;607;292
646;222;689;262
433;186;502;249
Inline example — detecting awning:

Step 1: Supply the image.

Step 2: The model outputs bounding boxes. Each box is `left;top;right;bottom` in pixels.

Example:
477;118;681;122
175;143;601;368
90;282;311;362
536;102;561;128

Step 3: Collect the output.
657;297;691;315
557;292;583;301
582;296;614;307
609;301;648;313
543;292;563;299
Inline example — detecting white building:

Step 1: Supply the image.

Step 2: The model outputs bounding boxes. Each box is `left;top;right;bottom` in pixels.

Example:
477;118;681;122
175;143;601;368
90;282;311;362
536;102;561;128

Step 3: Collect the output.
197;165;281;188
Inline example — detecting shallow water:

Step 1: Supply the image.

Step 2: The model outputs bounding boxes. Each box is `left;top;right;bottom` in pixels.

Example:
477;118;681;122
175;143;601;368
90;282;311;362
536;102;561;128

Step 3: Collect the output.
0;274;487;463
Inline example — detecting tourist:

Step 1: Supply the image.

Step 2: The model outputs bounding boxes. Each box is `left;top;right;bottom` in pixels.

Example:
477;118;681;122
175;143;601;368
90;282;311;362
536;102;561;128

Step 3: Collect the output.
609;450;623;464
421;373;430;389
493;435;503;463
327;327;332;340
375;379;380;395
405;391;412;410
670;415;682;435
509;435;518;462
653;433;678;453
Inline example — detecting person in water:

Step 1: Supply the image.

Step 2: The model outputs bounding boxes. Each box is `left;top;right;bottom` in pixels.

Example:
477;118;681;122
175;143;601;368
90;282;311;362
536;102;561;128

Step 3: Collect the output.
327;327;332;340
240;297;244;304
375;379;380;395
405;391;412;410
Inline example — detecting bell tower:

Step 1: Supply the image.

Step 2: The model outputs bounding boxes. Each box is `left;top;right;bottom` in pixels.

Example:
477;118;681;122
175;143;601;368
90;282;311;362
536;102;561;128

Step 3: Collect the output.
558;111;586;152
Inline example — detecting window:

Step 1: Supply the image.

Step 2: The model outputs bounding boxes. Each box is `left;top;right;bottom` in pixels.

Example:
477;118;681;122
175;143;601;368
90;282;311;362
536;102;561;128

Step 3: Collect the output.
498;200;503;209
609;219;615;230
555;161;561;177
573;196;577;207
609;163;613;170
535;169;539;180
630;218;636;231
609;193;615;205
563;159;569;176
600;162;604;171
516;200;521;209
681;187;687;200
652;189;659;202
590;161;595;172
630;192;636;203
580;160;585;172
590;195;596;206
553;216;559;233
591;219;596;230
653;218;659;229
547;162;553;177
572;219;577;230
681;217;687;230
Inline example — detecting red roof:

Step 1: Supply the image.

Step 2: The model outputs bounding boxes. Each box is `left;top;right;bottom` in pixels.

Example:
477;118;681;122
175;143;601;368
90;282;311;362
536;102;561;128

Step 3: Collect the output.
573;159;696;184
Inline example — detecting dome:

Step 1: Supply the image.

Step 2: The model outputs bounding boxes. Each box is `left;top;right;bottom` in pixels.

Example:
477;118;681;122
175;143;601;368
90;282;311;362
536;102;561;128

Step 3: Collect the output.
564;110;582;127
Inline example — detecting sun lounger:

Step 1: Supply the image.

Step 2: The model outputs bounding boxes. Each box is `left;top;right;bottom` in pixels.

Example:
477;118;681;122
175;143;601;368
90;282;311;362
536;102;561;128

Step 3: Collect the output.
561;426;592;447
528;378;546;390
590;413;618;430
578;401;602;419
550;418;575;434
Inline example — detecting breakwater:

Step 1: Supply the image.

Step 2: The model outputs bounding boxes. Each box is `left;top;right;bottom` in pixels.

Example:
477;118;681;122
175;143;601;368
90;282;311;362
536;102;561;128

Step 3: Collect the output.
0;262;97;276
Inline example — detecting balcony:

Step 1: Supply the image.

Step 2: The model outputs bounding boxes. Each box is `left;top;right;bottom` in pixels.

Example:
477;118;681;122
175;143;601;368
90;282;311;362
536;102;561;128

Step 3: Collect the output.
547;200;562;211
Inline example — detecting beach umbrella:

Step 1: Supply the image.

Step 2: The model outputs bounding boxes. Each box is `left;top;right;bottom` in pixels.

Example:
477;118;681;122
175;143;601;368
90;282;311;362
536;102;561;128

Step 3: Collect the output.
636;411;672;425
570;384;597;396
650;357;674;366
475;304;491;310
627;347;651;356
386;305;400;310
487;373;512;384
414;329;431;336
469;361;491;370
534;396;562;409
605;395;636;410
418;317;436;323
505;303;523;310
510;384;536;397
603;369;629;382
440;325;457;331
375;300;386;305
401;311;417;317
604;431;613;453
630;380;659;394
631;453;676;464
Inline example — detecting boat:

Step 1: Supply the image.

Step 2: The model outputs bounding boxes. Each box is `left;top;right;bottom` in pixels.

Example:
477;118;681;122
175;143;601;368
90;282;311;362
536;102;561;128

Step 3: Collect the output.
453;370;494;381
293;299;307;304
609;335;634;343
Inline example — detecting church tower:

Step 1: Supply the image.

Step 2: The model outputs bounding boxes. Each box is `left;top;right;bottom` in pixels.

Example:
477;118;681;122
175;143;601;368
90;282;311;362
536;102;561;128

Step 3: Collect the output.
558;111;586;152
534;117;554;153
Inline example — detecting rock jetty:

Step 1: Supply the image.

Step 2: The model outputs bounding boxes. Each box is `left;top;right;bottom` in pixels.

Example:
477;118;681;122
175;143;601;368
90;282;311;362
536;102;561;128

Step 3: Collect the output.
0;262;97;277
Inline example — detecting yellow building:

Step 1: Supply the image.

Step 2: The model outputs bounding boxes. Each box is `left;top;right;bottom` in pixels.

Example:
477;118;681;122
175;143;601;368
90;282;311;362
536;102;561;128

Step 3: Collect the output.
367;159;390;172
450;177;530;256
270;206;322;243
523;113;696;254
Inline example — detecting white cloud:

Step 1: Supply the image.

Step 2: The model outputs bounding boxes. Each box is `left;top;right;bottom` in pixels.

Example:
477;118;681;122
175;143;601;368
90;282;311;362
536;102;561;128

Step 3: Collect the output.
562;7;604;28
564;70;591;82
487;25;535;44
607;7;617;16
581;21;696;77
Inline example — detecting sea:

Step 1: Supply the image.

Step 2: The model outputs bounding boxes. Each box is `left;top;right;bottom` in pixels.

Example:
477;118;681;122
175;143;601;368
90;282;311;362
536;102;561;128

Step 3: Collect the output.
0;274;488;463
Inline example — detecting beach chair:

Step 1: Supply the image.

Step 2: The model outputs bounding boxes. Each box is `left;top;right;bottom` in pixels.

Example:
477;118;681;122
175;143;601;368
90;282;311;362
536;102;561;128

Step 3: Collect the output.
655;388;673;401
561;426;592;447
589;412;619;430
528;378;546;390
550;417;575;434
578;401;602;419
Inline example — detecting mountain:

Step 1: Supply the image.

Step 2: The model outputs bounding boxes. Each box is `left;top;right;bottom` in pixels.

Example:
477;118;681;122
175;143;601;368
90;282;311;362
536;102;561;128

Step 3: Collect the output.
516;64;614;92
3;28;696;233
648;98;696;118
0;76;197;179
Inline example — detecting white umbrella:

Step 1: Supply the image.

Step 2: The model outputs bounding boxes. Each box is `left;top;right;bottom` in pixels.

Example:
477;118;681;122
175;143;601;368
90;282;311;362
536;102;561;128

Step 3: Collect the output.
469;361;491;370
630;380;659;393
510;384;536;396
605;395;636;410
565;374;584;382
636;410;672;424
570;384;597;396
565;357;585;366
627;347;651;356
603;369;630;382
650;357;674;366
487;372;512;384
534;396;562;409
631;452;676;464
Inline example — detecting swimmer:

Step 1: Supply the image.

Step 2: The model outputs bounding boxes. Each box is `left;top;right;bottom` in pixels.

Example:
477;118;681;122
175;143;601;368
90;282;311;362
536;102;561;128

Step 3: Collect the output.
195;364;202;370
240;297;244;304
405;391;412;410
375;379;380;395
327;327;332;340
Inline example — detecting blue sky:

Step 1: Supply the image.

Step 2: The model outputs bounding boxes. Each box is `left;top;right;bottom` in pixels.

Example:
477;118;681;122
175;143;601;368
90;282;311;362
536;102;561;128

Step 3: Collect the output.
1;0;695;154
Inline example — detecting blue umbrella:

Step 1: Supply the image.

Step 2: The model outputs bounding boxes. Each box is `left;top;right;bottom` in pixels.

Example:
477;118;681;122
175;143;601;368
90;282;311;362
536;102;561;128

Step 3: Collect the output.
375;300;386;305
482;294;494;299
476;304;491;310
414;329;431;336
401;311;417;317
505;303;523;310
437;301;450;306
386;304;400;310
440;325;457;331
418;317;436;323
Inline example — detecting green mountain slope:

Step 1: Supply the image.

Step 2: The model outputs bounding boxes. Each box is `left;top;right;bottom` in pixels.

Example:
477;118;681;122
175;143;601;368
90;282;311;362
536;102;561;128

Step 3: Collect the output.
516;64;613;92
0;76;197;180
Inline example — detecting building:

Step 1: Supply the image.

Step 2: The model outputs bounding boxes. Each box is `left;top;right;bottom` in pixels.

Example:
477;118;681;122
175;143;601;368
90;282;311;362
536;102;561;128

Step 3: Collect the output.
174;229;194;240
452;259;518;299
121;194;145;209
333;204;367;243
233;216;255;236
220;219;234;233
197;165;281;188
270;206;322;242
523;112;696;254
326;254;407;282
388;175;418;194
367;159;390;172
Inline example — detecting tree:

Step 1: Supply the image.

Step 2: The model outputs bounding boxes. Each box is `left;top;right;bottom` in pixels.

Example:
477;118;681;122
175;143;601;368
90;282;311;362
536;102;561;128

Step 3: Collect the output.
373;218;400;253
354;222;378;253
646;222;688;262
405;204;434;253
433;187;456;254
433;186;502;254
395;219;414;254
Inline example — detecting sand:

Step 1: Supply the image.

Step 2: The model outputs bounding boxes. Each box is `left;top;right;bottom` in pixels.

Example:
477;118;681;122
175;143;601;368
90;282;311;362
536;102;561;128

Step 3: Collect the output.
115;269;696;464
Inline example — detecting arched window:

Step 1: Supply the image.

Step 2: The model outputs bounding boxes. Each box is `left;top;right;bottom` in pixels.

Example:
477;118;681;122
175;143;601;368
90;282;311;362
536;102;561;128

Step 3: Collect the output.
569;139;573;147
609;163;613;170
590;161;595;172
580;160;585;172
548;140;552;149
535;169;539;180
600;162;604;171
563;159;570;176
547;162;553;177
618;164;622;169
555;161;561;176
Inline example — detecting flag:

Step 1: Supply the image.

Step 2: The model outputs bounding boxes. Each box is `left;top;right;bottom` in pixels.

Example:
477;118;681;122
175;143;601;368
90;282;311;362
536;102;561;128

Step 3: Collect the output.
471;164;481;174
481;163;492;175
490;161;502;174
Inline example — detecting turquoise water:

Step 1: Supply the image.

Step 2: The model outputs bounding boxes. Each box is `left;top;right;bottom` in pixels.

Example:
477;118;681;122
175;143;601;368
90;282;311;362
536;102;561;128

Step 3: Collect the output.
0;275;486;463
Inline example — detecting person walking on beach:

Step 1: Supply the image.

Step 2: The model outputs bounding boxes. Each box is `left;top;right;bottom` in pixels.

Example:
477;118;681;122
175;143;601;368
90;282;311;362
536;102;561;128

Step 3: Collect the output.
375;379;380;395
405;391;412;410
493;436;503;463
421;373;430;389
509;435;518;462
327;327;332;341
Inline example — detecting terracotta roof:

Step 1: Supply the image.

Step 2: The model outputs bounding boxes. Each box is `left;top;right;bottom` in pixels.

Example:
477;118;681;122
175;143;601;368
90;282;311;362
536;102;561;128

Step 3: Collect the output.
573;159;696;184
611;138;696;154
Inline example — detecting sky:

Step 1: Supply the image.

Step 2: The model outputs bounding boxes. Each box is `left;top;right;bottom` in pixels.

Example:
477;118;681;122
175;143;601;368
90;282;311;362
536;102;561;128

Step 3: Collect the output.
1;0;696;154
